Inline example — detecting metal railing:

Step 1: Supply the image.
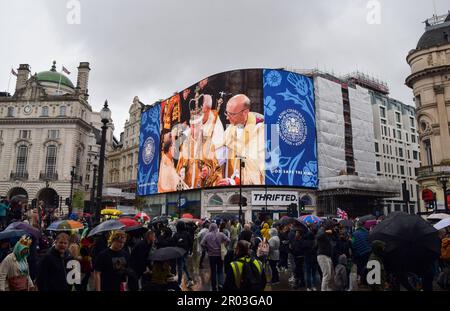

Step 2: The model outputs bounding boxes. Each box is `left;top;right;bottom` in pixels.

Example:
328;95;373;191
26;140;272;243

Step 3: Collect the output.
39;171;58;181
10;171;28;180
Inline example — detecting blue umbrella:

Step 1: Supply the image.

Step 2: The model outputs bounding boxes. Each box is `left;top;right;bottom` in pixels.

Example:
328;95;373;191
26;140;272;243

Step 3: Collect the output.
0;229;27;240
87;220;125;237
5;222;41;239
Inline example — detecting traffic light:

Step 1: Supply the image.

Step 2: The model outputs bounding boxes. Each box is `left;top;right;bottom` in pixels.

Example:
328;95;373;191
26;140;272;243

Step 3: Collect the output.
427;200;435;211
241;196;247;207
287;203;298;217
53;195;59;208
65;197;71;206
299;201;306;212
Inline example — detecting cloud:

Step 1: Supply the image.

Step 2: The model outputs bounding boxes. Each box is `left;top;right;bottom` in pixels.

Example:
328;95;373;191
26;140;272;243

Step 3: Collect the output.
0;0;448;135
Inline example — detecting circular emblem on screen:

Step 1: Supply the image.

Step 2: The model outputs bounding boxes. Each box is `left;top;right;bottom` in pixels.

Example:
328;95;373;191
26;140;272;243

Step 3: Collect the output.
142;137;155;165
278;109;307;146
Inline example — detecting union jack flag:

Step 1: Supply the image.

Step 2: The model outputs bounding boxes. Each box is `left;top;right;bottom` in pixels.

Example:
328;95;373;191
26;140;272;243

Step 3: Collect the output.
337;208;348;220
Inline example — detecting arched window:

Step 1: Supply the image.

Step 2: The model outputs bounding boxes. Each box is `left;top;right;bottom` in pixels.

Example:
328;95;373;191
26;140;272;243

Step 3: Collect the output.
229;194;241;205
45;145;57;177
16;145;28;177
41;106;49;117
300;195;313;206
208;195;223;206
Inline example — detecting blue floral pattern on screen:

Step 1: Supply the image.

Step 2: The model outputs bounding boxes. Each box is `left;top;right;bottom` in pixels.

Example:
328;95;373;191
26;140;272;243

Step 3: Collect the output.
137;105;161;195
263;69;318;188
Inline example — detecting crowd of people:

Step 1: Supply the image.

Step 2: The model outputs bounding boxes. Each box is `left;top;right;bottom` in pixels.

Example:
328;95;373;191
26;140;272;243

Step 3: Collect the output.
0;200;449;292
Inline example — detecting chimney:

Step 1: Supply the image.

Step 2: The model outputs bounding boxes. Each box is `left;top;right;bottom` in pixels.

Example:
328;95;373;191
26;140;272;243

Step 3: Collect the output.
15;64;30;91
76;62;90;96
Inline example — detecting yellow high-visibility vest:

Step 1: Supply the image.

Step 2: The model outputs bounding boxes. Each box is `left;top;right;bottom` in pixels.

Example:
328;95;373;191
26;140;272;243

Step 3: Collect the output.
230;257;263;289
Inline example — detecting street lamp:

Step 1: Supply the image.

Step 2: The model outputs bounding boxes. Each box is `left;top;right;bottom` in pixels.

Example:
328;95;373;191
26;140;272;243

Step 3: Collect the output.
176;181;183;218
438;175;449;214
69;166;75;216
238;156;246;225
90;164;98;214
95;100;111;224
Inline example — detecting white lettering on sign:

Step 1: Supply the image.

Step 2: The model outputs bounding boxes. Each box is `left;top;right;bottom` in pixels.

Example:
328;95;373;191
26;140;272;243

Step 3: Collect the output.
66;259;81;285
251;191;298;206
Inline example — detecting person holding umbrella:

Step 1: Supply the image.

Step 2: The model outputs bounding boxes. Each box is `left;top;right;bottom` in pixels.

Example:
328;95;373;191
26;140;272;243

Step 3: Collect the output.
0;236;34;291
352;220;372;286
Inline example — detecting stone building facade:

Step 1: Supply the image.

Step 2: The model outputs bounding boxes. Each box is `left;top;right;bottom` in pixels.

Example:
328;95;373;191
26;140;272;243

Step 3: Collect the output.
0;61;114;211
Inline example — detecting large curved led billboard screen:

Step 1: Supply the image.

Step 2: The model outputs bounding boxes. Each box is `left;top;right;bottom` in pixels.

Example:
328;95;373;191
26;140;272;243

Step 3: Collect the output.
137;69;317;196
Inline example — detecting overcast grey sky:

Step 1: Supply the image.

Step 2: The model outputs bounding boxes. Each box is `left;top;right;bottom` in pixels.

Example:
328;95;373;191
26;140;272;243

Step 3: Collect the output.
1;0;448;136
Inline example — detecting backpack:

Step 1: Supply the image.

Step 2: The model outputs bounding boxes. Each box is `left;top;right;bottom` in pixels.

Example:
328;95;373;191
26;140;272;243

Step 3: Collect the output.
441;238;450;261
237;257;264;291
257;238;269;258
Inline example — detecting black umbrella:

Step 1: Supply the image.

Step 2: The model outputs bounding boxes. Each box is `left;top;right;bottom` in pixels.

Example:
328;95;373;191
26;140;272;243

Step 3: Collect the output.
292;219;309;233
369;213;440;275
148;247;186;261
278;217;297;226
125;225;148;235
87;220;125;237
358;214;376;223
150;216;169;225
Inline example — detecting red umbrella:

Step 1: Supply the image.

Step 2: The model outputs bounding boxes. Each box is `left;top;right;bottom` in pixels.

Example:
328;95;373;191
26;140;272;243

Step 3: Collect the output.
134;212;150;222
182;213;194;219
118;218;140;227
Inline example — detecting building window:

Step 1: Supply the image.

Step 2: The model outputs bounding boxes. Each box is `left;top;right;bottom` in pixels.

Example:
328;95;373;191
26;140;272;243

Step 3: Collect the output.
409;117;415;128
400;166;405;175
60;106;66;116
19;130;31;139
384;163;387;172
413;150;418;160
424;139;433;166
397;130;402;140
379;106;386;118
376;162;381;172
16;145;28;176
411;135;416;143
382;144;385;153
7;107;15;117
399;148;403;158
41;106;49;117
408;167;412;176
132;126;135;135
405;133;408;142
407;150;410;159
395;112;401;123
76;148;82;176
45;145;57;176
375;142;379;153
48;130;59;139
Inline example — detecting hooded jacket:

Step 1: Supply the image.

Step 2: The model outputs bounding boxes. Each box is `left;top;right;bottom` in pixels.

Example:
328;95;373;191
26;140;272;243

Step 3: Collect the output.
268;228;280;261
261;223;270;241
200;223;230;257
0;239;33;291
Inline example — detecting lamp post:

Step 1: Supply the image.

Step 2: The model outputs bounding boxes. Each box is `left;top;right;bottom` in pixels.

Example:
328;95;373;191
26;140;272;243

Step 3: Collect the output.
69;166;75;216
95;100;111;224
90;164;98;214
438;175;449;214
176;181;183;218
238;156;245;225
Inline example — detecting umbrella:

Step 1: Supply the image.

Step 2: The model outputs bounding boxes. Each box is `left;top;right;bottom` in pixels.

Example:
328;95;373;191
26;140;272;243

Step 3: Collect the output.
0;229;27;240
124;225;148;235
148;247;186;261
299;215;321;224
427;213;450;221
134;212;150;222
213;214;238;222
181;213;193;219
5;222;41;239
179;218;202;224
68;213;79;220
278;217;297;226
292;220;309;233
338;219;354;227
100;209;123;216
369;213;440;275
357;214;377;223
363;219;378;230
118;218;140;228
10;195;27;202
47;220;84;232
88;220;125;237
434;218;450;231
150;215;169;225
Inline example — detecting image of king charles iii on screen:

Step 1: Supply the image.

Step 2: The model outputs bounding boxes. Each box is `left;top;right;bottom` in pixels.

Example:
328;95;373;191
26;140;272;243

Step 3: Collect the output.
157;69;265;193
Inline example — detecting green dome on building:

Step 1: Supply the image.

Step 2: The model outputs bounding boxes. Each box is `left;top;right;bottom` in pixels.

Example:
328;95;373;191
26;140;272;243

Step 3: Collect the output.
36;61;75;89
